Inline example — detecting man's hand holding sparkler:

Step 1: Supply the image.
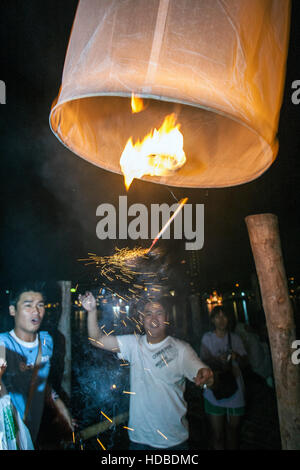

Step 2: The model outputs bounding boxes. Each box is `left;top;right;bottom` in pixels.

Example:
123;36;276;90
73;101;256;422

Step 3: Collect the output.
78;291;97;313
194;367;214;389
79;291;120;353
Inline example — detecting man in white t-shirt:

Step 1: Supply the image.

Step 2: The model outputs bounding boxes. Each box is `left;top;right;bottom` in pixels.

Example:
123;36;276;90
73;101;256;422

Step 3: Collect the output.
79;292;214;450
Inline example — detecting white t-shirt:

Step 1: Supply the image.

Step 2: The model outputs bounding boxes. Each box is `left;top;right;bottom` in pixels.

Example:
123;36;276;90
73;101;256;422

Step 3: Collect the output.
116;334;207;448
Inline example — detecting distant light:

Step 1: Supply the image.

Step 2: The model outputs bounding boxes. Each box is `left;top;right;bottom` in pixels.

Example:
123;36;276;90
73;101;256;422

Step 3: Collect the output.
241;292;245;296
232;292;235;296
235;283;239;287
70;288;77;293
113;306;120;315
242;299;249;324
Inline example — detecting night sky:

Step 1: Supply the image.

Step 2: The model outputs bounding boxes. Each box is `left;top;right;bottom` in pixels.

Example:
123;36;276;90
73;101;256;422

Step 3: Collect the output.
1;0;300;291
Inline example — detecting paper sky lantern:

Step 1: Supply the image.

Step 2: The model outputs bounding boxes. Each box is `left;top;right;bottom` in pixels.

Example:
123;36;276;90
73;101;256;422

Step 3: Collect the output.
49;0;291;189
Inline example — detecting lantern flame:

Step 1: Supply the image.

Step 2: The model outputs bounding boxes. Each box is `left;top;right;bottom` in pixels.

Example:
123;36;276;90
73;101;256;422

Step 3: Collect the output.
131;93;146;113
120;113;186;190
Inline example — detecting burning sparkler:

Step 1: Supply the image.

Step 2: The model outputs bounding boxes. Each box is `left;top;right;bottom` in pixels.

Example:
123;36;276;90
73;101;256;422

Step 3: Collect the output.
147;197;188;253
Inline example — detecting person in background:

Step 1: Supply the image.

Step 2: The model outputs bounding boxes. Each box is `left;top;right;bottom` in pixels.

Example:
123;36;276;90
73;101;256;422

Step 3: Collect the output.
80;291;214;451
0;284;74;449
235;321;274;389
200;306;248;450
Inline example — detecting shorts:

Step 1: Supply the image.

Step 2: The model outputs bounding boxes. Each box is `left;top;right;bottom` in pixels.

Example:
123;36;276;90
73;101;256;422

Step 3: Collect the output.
204;398;245;416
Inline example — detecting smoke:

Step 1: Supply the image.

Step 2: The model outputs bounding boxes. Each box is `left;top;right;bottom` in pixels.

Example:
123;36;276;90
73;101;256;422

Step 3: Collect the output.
71;303;130;433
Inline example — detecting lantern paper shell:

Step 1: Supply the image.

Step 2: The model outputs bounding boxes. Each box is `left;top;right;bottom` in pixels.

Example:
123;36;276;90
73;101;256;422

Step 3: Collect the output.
49;0;291;188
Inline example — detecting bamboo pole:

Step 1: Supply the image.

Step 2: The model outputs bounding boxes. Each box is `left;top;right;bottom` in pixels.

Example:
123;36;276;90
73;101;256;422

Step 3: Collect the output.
58;281;72;400
245;214;300;450
79;412;129;441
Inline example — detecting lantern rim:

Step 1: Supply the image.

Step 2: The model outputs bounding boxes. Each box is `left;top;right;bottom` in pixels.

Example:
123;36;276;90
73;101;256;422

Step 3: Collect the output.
49;93;276;189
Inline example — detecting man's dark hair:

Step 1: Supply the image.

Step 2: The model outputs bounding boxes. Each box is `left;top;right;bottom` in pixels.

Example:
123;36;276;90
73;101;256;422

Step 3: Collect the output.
210;305;228;320
136;295;172;318
9;282;47;308
209;305;235;331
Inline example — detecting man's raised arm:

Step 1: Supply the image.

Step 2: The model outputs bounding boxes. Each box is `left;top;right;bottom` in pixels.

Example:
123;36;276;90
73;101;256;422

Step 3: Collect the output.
79;292;120;352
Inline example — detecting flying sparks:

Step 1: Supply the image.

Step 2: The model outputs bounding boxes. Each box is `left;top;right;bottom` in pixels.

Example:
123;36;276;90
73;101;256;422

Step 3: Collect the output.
157;429;168;440
100;411;112;423
123;426;134;431
161;354;168;367
78;247;150;288
88;337;104;348
77;245;169;315
97;438;106;450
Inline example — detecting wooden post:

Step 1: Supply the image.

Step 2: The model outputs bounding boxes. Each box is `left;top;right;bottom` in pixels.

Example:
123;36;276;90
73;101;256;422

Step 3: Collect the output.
245;214;300;450
58;280;72;400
